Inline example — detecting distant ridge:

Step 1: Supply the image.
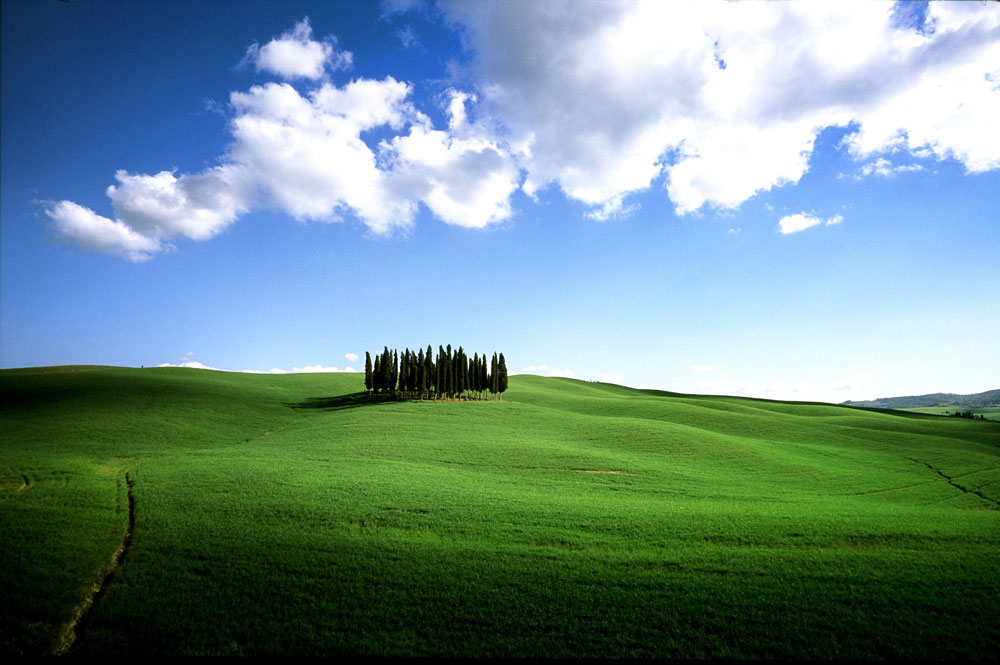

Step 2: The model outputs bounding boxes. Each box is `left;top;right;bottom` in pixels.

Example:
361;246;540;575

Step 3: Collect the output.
842;389;1000;409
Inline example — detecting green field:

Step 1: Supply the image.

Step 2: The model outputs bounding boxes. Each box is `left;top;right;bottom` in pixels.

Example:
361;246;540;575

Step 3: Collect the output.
901;406;1000;422
2;366;998;657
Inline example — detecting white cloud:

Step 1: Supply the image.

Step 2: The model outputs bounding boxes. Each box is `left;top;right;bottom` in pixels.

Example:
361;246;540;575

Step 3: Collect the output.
51;23;520;260
344;353;360;362
292;365;358;373
227;78;419;233
383;89;520;228
440;0;1000;217
106;166;252;240
159;361;360;374
777;212;843;235
521;364;576;378
858;157;926;178
46;200;164;262
49;5;1000;260
777;213;821;235
157;361;221;371
245;17;352;81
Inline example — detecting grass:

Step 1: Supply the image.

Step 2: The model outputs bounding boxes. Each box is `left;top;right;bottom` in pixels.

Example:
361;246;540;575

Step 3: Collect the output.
901;406;1000;422
1;366;998;657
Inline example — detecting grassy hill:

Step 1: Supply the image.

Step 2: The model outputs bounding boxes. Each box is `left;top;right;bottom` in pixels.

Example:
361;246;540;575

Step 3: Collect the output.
843;388;1000;409
2;366;998;657
900;406;1000;422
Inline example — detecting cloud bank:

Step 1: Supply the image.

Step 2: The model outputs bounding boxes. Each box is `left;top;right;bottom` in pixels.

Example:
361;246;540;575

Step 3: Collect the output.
48;2;1000;260
440;0;999;219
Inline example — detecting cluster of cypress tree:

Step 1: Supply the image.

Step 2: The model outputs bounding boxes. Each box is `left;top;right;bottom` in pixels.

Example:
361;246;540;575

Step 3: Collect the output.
364;345;508;400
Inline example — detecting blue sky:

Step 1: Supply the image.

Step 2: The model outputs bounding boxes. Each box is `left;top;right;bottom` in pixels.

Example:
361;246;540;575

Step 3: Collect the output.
2;0;998;403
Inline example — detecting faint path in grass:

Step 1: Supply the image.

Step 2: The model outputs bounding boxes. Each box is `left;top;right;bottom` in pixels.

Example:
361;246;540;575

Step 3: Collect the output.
908;458;1000;507
52;463;139;656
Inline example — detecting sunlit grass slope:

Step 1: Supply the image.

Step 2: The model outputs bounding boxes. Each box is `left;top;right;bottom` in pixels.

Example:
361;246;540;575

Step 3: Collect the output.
2;367;998;657
903;405;1000;422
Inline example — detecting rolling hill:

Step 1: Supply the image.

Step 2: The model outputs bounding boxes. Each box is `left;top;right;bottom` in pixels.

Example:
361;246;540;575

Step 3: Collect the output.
2;366;998;657
842;388;1000;409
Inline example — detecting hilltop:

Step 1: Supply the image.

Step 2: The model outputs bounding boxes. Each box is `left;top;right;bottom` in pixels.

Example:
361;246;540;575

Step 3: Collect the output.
842;388;1000;409
2;366;998;657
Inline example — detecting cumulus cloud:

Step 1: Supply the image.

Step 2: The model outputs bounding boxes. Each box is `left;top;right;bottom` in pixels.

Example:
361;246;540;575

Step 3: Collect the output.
50;21;520;260
777;212;843;235
344;353;360;362
46;200;164;262
244;18;352;80
439;0;1000;217
385;90;520;227
49;4;1000;260
521;364;576;378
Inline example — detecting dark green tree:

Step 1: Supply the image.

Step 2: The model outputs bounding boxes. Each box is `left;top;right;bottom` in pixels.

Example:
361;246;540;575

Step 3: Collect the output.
498;352;508;399
490;353;499;396
381;347;391;394
480;353;488;396
392;350;399;393
437;346;446;396
417;348;427;395
364;351;373;393
373;354;383;393
457;346;466;396
425;345;435;394
472;353;480;393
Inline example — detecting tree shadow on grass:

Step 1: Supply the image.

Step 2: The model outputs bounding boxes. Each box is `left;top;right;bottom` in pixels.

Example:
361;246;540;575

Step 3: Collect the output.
285;392;393;412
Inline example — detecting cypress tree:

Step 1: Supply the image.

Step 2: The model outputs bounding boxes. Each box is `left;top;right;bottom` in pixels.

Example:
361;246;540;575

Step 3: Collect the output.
402;348;410;392
382;347;391;394
472;353;480;394
405;349;414;392
364;351;373;393
409;349;417;392
450;347;457;396
425;345;435;394
444;344;455;395
411;349;417;392
392;350;399;393
417;348;426;395
498;352;508;399
373;355;382;393
490;353;499;396
480;353;488;397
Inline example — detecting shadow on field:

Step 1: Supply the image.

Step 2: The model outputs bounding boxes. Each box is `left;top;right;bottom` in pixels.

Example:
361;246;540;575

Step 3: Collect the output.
285;392;389;412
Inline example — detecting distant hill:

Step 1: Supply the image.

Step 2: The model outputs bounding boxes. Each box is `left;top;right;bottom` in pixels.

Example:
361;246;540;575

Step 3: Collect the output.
843;389;1000;409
